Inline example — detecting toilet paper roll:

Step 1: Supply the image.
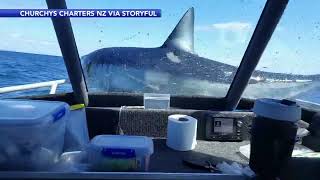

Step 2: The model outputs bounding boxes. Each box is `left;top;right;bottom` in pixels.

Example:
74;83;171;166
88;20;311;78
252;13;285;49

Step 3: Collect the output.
166;114;197;151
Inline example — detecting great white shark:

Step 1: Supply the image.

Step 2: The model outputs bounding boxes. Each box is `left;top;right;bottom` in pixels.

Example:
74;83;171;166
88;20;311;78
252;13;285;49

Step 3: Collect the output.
82;8;320;98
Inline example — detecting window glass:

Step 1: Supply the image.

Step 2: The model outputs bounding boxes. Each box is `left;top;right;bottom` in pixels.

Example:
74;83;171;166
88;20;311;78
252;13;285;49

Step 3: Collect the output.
69;0;264;97
0;1;71;98
243;0;320;104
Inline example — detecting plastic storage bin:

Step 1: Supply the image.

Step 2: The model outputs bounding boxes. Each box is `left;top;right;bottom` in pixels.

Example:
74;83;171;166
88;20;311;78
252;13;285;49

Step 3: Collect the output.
0;99;69;171
144;93;170;109
87;135;154;172
64;104;89;152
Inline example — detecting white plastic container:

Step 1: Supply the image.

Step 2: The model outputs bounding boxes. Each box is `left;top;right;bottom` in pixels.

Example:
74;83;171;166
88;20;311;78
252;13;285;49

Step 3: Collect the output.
64;104;89;152
144;93;170;109
87;135;154;172
0;99;69;171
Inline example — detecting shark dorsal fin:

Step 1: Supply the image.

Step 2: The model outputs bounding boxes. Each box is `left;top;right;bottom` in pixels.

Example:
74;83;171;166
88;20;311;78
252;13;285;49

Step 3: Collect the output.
162;7;194;53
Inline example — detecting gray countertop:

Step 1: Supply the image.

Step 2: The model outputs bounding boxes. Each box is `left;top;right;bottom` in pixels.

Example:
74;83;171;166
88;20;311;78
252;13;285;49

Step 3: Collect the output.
150;139;249;172
0;139;249;179
0;139;318;180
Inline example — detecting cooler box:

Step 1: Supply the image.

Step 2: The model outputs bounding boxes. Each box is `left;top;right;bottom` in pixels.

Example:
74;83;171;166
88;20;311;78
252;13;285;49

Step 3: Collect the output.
0;99;69;171
87;135;154;172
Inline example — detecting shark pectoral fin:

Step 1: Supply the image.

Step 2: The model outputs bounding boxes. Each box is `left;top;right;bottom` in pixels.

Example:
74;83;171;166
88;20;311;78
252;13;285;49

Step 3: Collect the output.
161;7;194;53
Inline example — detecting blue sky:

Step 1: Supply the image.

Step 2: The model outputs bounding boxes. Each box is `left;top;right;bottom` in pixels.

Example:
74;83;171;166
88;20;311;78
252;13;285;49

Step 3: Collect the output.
0;0;319;75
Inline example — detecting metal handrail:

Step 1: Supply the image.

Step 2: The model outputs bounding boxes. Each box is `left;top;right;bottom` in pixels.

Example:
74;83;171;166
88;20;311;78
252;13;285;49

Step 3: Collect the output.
0;79;66;95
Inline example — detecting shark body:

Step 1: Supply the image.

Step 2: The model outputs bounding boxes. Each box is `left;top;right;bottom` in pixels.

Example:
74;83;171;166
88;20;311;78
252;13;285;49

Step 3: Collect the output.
82;8;319;98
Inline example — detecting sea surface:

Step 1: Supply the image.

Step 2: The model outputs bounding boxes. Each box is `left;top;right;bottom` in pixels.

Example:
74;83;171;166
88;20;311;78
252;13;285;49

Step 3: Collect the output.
0;50;72;98
0;50;319;107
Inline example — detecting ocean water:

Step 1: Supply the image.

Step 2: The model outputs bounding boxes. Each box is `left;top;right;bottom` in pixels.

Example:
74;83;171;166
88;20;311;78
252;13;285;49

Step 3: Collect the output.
0;50;72;98
0;50;319;106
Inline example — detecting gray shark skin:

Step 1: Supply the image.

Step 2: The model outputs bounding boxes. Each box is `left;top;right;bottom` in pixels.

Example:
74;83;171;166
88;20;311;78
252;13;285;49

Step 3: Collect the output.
82;8;320;98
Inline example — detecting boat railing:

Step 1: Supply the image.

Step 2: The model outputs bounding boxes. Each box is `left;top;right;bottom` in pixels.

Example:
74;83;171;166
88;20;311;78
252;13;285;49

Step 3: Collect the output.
0;79;66;95
295;99;320;110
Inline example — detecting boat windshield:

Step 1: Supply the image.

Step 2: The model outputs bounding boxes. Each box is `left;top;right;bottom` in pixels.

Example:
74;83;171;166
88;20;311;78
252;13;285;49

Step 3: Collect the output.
69;0;320;103
69;0;261;97
0;0;319;104
243;0;320;103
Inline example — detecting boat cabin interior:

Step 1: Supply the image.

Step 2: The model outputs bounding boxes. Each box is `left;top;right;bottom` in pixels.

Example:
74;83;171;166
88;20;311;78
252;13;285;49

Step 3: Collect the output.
0;0;319;180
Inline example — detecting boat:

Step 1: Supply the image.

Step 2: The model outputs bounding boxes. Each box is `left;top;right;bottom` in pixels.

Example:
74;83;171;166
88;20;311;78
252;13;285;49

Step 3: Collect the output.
0;0;319;180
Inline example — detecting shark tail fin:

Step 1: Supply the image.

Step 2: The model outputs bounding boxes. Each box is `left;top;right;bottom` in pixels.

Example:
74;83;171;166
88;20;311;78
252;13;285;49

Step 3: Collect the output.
161;7;194;53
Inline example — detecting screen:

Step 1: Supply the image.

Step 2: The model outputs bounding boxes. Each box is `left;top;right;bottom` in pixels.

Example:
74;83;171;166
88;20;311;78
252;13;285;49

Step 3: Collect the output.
213;118;234;134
